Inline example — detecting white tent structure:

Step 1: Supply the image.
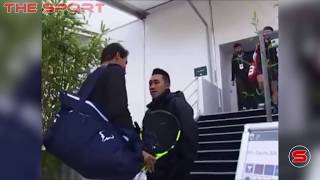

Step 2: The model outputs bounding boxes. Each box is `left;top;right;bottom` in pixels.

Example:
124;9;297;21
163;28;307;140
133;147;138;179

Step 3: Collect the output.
82;0;278;125
65;1;278;179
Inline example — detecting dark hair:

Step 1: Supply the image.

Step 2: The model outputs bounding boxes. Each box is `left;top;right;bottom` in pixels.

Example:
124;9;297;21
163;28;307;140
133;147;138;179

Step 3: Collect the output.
263;26;274;31
233;43;242;48
101;43;129;64
152;68;171;85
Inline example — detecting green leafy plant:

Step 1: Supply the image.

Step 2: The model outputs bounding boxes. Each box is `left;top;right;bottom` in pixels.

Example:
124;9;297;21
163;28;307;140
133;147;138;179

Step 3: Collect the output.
42;0;108;178
42;0;108;132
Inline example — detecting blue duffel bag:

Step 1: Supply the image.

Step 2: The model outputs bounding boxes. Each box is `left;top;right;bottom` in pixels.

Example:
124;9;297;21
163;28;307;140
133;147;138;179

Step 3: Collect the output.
44;91;143;179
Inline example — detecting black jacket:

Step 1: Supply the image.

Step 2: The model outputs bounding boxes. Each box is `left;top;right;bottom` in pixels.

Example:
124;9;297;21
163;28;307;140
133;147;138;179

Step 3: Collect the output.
231;52;252;81
78;64;133;128
143;90;198;167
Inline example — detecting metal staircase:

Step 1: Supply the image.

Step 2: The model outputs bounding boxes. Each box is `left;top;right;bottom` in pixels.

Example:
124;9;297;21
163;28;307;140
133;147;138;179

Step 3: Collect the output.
191;109;278;180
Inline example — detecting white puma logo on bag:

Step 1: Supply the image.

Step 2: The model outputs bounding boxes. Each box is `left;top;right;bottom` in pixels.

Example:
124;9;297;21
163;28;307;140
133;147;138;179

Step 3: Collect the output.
99;131;114;142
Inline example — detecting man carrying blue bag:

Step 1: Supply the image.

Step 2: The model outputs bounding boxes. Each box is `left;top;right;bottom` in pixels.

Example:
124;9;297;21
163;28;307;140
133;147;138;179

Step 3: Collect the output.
44;43;152;179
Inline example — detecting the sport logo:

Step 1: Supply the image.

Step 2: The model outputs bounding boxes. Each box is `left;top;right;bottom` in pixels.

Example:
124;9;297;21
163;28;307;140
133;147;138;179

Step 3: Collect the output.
2;2;105;13
288;145;311;168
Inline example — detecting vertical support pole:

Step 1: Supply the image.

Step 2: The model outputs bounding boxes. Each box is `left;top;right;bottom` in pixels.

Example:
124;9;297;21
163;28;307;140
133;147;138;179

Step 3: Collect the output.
259;32;272;122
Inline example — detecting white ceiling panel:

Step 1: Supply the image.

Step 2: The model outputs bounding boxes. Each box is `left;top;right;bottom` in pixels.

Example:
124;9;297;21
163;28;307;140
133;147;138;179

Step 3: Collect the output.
122;0;171;11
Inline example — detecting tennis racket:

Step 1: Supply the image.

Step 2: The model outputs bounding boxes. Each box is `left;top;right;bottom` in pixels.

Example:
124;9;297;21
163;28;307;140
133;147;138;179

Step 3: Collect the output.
142;110;181;160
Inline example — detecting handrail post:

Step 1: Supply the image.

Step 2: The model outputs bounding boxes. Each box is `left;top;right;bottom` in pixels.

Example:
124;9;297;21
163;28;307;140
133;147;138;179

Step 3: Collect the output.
197;76;203;116
259;32;272;122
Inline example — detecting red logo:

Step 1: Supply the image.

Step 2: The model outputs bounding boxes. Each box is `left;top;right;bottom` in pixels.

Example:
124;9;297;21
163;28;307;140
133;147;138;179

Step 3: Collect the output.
2;2;105;13
288;145;311;168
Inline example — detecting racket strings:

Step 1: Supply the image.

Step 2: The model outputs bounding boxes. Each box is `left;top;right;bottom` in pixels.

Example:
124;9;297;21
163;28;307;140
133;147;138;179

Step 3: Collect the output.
143;110;181;158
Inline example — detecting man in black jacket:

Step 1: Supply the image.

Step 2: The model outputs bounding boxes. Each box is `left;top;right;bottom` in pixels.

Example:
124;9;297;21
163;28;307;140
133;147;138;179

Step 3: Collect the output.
77;43;152;174
142;68;198;180
78;43;132;128
263;26;278;112
231;43;256;110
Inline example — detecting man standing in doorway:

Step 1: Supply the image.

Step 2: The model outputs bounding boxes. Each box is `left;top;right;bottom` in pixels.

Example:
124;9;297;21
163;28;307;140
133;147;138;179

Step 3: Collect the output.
232;43;256;110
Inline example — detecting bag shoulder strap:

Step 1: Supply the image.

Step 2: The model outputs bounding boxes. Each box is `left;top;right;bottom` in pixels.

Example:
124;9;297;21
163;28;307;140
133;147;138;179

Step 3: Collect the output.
77;65;108;101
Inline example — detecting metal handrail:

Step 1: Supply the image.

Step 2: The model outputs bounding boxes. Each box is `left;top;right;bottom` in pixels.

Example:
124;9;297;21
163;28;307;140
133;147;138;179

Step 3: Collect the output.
182;78;198;92
183;78;201;119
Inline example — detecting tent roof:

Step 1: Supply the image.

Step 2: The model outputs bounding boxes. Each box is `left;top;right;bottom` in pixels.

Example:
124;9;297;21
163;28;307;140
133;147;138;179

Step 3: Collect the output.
69;0;179;33
102;0;173;19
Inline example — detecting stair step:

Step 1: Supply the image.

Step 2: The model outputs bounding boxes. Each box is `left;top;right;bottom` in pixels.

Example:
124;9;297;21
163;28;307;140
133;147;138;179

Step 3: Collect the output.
198;115;272;127
198;109;266;121
199;131;243;136
272;115;279;121
195;160;238;163
199;140;241;150
199;124;244;134
190;172;235;180
199;132;243;142
197;150;239;160
192;161;237;172
198;149;240;153
191;112;278;180
191;172;235;175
